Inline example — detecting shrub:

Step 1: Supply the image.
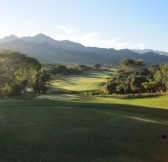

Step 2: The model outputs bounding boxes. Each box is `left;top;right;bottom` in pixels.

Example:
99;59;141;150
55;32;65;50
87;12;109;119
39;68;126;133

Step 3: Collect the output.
1;83;12;96
10;84;22;96
1;83;22;96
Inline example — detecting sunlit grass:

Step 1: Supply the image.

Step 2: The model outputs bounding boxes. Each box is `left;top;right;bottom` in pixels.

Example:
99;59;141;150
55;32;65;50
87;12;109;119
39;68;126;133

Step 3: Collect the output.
50;70;113;91
124;95;168;109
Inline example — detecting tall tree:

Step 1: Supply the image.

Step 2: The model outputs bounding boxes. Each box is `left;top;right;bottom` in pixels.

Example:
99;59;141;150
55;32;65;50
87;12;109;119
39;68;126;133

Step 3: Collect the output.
154;64;168;91
120;58;144;73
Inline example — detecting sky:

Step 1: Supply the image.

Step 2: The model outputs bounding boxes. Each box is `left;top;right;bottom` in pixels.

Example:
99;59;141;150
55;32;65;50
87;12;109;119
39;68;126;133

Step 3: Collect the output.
0;0;168;51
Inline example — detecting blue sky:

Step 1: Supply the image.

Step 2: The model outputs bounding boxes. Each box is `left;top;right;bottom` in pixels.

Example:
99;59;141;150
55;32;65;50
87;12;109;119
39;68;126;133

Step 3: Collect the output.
0;0;168;51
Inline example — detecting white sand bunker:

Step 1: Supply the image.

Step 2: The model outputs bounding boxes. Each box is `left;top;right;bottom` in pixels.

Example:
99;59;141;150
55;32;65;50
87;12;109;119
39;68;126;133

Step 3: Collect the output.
37;94;77;101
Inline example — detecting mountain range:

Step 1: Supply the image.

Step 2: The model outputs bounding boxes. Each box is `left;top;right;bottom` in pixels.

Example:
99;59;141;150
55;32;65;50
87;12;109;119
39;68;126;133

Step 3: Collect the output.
0;34;168;65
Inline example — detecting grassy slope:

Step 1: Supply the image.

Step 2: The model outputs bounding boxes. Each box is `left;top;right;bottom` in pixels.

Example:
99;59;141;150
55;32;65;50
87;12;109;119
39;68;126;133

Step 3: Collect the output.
0;70;168;162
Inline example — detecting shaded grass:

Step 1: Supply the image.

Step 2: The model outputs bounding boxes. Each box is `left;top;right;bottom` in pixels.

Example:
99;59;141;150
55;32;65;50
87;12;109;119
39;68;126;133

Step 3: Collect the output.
0;96;168;161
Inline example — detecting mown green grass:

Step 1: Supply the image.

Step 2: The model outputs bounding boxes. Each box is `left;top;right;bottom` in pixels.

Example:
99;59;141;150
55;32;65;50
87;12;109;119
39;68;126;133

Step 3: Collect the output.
84;95;168;109
50;69;113;91
0;96;168;162
0;69;168;162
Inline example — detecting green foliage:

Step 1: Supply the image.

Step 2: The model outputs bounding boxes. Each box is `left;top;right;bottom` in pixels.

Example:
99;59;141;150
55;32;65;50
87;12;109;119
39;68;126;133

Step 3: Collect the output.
1;83;22;96
41;73;50;82
105;59;168;94
9;84;22;96
149;65;160;74
120;58;144;69
105;77;118;94
40;84;48;94
116;84;124;93
82;90;104;95
130;75;146;93
52;65;68;74
50;63;92;75
106;61;168;94
120;58;144;73
104;64;113;69
154;64;168;91
141;81;157;93
14;65;38;84
0;50;50;96
1;83;12;96
94;63;101;69
78;64;87;71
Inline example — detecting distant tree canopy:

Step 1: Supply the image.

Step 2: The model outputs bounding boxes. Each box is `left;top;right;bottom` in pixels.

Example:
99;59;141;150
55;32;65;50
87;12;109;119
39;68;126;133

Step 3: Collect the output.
50;63;93;75
52;65;68;75
94;64;101;69
0;50;49;97
120;58;144;73
0;50;41;70
104;64;113;69
154;64;168;91
78;65;87;71
105;58;168;94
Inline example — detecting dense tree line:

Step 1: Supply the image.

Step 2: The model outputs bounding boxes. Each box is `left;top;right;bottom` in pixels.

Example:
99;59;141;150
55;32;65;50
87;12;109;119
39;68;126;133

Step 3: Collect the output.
0;50;50;97
105;58;168;94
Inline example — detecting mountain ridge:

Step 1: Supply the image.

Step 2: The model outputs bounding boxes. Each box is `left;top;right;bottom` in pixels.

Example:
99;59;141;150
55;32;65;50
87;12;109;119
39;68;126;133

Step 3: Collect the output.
0;34;168;65
131;49;168;56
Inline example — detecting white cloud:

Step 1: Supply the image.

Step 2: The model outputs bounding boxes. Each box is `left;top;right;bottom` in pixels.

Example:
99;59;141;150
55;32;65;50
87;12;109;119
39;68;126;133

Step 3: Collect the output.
137;43;145;50
55;26;145;49
81;32;100;39
56;26;75;35
79;35;146;49
79;34;132;49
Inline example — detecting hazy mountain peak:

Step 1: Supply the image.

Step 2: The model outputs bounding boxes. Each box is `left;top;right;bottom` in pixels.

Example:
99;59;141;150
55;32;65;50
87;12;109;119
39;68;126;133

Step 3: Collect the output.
33;33;50;38
4;34;18;39
0;34;18;44
142;51;158;55
31;33;57;44
132;49;168;56
3;34;18;41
